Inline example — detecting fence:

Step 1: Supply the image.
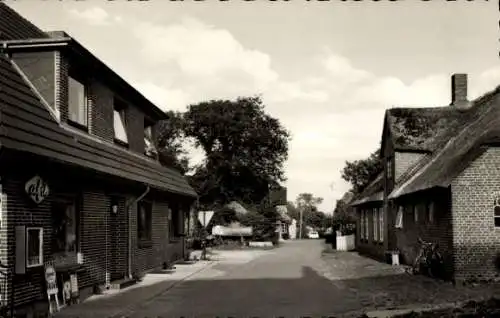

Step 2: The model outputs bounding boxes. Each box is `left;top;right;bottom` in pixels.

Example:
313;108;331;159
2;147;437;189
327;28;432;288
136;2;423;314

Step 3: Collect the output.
336;234;355;251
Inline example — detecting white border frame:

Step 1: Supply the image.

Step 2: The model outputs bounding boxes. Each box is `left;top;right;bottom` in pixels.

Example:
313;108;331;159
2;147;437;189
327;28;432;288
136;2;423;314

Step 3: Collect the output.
26;227;44;268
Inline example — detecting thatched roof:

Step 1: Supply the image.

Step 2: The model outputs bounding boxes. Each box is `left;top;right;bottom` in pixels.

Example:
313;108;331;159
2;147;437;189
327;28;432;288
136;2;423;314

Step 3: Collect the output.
386;106;465;152
350;172;384;206
389;85;500;199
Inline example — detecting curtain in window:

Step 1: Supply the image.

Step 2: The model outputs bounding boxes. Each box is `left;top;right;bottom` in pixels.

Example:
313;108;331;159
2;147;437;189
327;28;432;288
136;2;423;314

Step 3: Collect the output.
395;206;403;228
114;110;128;143
68;77;87;126
373;208;378;242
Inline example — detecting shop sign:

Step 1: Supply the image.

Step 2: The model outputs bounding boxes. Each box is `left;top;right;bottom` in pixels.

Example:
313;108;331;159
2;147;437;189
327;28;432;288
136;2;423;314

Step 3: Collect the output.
25;175;50;204
45;264;56;285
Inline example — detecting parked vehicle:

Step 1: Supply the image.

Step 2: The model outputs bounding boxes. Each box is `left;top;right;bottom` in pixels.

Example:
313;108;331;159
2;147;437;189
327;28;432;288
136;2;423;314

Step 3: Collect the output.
307;231;319;239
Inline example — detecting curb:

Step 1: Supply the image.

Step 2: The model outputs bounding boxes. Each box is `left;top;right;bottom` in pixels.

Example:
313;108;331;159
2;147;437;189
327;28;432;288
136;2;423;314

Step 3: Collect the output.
108;260;216;318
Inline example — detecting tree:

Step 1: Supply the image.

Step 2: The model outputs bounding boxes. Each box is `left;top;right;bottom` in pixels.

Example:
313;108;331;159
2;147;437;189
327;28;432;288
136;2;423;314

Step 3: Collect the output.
156;110;191;174
183;96;290;206
341;148;383;195
295;193;323;238
286;201;300;221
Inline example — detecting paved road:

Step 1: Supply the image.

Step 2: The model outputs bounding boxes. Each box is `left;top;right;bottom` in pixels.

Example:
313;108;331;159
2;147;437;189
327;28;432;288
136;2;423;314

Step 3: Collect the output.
58;240;500;317
127;240;375;317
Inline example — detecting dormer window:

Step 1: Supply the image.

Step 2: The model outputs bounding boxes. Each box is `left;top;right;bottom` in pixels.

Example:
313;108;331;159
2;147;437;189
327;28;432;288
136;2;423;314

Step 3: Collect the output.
68;76;88;128
113;99;128;146
144;120;157;158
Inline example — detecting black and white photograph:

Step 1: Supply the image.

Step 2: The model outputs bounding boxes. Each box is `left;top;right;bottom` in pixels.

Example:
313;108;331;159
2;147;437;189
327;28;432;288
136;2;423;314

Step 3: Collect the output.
0;0;499;317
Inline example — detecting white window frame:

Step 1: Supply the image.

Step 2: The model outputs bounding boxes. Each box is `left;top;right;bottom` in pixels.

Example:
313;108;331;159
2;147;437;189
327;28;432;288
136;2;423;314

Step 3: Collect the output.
365;210;369;240
395;206;403;229
494;196;500;227
373;208;378;242
68;76;88;127
26;227;43;268
379;207;384;242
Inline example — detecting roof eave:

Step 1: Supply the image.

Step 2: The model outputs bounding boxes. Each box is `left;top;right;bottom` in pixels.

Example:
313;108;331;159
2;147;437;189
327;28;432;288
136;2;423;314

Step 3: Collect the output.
1;38;70;50
2;37;168;121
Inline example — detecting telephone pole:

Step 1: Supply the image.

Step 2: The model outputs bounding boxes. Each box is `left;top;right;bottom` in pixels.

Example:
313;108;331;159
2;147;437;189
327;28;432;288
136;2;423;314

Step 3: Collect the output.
299;206;303;239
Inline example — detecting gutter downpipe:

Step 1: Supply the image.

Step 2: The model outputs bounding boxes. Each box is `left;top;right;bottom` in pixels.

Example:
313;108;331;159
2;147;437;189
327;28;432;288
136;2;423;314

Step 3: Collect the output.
126;185;150;279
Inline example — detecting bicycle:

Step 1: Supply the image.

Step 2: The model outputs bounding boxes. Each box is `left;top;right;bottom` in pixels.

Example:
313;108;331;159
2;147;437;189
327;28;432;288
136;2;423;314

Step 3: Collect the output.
412;237;444;279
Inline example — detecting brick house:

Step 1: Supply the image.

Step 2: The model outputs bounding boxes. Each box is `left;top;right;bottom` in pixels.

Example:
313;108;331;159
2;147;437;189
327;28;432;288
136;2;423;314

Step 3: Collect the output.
0;3;197;315
350;173;384;259
351;73;500;283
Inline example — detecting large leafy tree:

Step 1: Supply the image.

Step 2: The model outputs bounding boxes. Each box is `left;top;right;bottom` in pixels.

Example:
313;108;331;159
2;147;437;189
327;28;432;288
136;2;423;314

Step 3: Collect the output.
155;110;191;174
341;148;383;195
183;96;290;206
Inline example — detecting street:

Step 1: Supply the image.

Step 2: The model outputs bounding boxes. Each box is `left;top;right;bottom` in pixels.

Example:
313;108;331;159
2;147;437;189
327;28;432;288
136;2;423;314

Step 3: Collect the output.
112;240;500;318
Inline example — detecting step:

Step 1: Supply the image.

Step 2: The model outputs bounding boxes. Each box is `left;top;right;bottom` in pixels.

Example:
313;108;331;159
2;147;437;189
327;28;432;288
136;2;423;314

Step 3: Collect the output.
109;278;137;290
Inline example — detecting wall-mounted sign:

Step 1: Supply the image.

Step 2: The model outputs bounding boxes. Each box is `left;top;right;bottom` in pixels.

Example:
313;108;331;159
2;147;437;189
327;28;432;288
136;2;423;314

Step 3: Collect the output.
25;175;50;204
45;264;56;285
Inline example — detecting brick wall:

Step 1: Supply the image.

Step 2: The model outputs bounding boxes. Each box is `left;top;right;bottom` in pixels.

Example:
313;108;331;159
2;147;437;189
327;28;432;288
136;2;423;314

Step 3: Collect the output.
356;203;385;261
451;147;500;281
395;152;425;181
55;51;68;123
133;200;183;274
88;80;114;142
55;52;147;154
12;51;56;110
393;188;454;279
125;105;145;155
1;156;186;309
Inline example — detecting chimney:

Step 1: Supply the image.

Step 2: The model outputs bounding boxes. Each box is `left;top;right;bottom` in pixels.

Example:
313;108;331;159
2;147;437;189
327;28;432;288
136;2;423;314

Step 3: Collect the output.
451;73;471;110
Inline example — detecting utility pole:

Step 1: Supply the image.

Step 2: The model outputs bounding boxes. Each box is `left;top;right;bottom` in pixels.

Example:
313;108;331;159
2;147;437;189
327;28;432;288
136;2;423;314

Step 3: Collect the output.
299;205;303;240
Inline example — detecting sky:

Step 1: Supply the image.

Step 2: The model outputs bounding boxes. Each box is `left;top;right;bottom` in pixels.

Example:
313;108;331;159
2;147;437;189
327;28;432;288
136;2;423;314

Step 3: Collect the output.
7;0;499;213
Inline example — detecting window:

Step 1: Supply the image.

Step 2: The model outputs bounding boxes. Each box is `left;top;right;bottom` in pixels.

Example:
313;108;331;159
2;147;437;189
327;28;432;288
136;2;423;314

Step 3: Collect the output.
281;223;287;233
386;158;392;179
113;101;128;145
68;76;88;127
427;201;434;223
51;201;78;255
144;121;157;157
494;196;500;227
414;205;419;223
137;201;152;246
169;203;184;240
395;206;403;229
373;208;378;242
365;210;369;240
379;207;384;242
26;227;43;267
360;210;365;240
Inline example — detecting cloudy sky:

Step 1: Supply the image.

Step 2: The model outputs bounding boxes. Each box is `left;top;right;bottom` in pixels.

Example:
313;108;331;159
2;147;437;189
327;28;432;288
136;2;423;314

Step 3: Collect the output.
8;0;499;213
